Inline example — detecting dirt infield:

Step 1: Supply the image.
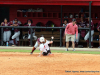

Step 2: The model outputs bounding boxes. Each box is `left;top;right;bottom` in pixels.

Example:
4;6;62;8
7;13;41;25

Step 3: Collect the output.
0;52;100;75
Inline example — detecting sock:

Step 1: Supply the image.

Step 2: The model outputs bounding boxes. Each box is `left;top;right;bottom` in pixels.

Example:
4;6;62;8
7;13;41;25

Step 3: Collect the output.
28;39;30;45
91;42;93;46
31;47;36;53
17;41;19;46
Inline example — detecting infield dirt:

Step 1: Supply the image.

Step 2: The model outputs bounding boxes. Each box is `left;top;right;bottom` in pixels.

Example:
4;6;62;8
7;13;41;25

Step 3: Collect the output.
0;52;100;75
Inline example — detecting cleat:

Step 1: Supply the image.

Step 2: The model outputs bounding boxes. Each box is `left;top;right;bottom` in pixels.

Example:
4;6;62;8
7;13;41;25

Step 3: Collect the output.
30;52;33;55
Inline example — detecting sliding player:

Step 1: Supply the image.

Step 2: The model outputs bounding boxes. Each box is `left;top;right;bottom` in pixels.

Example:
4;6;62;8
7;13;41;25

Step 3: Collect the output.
30;37;41;54
38;37;53;56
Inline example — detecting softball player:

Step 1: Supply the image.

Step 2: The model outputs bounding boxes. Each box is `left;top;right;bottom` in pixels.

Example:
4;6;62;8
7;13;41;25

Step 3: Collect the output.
84;18;94;47
24;19;36;46
97;21;100;48
11;18;20;46
62;19;68;47
38;37;53;56
30;38;41;54
78;17;87;39
1;18;11;45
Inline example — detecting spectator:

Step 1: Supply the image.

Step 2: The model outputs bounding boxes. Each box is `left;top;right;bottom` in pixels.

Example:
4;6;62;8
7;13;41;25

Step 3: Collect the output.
74;27;80;47
78;17;87;40
11;18;20;46
97;21;100;48
62;19;68;47
24;19;37;46
1;18;11;46
84;17;94;48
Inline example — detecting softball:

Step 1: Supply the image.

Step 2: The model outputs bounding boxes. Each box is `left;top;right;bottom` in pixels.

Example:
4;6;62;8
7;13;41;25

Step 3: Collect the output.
51;36;54;39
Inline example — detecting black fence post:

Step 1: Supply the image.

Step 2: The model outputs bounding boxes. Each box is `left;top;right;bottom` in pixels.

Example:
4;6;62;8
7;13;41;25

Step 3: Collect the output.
89;1;92;48
60;29;62;47
60;5;62;47
1;28;3;46
30;28;33;46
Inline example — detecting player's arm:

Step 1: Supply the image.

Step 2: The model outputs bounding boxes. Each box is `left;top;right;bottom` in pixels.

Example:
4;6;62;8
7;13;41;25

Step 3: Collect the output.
1;22;3;26
13;24;19;26
49;41;53;44
38;51;43;57
75;26;78;39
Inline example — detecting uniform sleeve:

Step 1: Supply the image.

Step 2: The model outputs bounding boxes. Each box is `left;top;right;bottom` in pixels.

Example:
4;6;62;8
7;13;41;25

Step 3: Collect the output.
75;25;78;37
65;24;69;34
46;40;50;44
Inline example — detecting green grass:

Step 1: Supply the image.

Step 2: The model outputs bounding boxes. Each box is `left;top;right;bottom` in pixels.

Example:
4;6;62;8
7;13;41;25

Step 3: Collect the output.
0;49;100;54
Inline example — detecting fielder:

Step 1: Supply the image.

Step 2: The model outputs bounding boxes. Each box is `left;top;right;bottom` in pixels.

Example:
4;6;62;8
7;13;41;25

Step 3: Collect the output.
30;37;41;54
38;37;53;56
84;18;94;47
30;36;54;54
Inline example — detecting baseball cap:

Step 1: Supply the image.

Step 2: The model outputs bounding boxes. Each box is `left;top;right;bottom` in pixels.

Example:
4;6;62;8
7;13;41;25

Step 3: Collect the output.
72;18;76;22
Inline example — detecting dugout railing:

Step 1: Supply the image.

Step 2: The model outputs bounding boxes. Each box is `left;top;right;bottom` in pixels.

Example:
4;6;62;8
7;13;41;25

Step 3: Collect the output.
0;26;91;47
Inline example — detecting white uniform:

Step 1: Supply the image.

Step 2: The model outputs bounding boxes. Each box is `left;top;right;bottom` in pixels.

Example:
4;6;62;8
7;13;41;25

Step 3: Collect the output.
2;22;11;42
39;41;50;52
3;31;11;42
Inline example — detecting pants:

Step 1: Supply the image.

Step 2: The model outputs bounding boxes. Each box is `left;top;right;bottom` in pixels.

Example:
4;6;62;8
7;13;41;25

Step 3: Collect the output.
28;32;36;39
84;30;94;42
12;31;20;41
3;31;11;42
66;34;75;42
43;50;51;56
34;41;39;48
74;33;80;43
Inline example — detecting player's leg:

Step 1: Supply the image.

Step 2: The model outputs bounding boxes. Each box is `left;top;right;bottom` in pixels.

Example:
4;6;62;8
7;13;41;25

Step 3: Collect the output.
84;31;89;47
75;33;80;47
6;31;11;43
91;30;94;47
71;35;75;51
3;31;6;45
30;41;38;54
66;34;70;51
15;32;20;46
12;31;20;45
